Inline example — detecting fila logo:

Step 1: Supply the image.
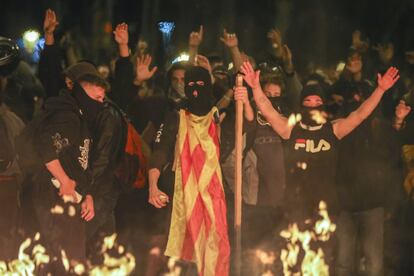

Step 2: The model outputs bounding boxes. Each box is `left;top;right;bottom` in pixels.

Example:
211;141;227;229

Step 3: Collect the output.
294;138;331;153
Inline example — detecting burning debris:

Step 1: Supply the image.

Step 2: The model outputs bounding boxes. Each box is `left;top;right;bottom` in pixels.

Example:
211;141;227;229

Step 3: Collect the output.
280;201;336;276
0;233;135;275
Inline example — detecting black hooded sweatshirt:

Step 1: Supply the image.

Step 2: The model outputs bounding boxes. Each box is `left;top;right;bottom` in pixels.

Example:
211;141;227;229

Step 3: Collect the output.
33;91;91;198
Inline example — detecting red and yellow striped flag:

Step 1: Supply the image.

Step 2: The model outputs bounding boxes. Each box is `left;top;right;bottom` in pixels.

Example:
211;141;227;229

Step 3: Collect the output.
165;107;230;276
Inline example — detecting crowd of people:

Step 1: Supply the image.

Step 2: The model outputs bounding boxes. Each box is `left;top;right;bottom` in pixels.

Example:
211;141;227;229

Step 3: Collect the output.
1;8;414;276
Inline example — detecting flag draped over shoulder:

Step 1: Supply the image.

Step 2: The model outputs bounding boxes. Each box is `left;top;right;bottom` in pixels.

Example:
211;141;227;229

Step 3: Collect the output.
165;107;230;276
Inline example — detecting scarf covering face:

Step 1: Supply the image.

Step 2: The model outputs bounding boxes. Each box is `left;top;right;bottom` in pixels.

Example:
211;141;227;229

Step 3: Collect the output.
184;66;215;116
166;107;230;276
72;84;104;128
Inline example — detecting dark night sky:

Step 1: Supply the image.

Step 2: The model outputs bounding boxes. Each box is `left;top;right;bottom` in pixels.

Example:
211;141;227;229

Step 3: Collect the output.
1;0;414;68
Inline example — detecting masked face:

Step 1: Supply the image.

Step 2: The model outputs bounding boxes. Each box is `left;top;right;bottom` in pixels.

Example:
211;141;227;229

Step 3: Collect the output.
184;66;214;116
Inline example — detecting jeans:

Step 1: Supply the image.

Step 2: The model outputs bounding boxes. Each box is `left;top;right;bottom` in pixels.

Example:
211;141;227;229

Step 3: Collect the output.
336;207;384;276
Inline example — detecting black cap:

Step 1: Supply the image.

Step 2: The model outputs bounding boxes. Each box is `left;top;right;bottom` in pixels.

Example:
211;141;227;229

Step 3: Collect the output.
0;37;20;77
301;84;326;103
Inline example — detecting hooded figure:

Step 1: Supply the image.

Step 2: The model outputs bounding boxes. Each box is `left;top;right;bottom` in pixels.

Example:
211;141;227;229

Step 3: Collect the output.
148;67;230;275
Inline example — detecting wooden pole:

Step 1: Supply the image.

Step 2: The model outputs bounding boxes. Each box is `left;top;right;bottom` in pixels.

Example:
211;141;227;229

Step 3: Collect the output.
234;74;244;276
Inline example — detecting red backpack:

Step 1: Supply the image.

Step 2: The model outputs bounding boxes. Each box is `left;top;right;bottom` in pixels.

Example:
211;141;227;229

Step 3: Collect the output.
109;100;147;190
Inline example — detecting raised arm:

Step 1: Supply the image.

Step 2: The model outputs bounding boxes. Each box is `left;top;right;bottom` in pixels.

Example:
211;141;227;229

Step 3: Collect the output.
43;9;59;46
220;29;243;72
113;22;129;58
39;9;65;98
333;67;400;139
188;25;203;64
240;62;292;139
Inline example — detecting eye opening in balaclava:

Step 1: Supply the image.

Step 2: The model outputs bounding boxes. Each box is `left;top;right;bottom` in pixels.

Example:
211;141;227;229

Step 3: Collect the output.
300;84;328;126
184;66;214;116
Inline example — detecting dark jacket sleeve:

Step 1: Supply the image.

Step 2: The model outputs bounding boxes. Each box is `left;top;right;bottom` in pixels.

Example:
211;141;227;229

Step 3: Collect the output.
38;44;66;99
149;111;178;171
88;107;125;198
36;111;90;196
112;56;137;110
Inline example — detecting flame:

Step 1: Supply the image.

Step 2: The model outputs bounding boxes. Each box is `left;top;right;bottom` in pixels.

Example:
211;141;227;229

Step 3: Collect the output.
163;257;181;276
50;204;64;214
310;110;327;125
255;249;277;276
280;201;335;275
1;233;135;275
0;233;50;275
288;113;302;127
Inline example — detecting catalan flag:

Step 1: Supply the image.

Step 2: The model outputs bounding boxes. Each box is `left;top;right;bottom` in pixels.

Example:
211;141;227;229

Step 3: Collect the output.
165;107;230;276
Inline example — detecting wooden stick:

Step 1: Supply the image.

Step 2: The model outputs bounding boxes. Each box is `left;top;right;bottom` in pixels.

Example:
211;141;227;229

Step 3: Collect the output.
234;74;244;276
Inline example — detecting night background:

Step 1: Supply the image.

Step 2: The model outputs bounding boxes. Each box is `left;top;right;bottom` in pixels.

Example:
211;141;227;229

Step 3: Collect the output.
2;0;414;72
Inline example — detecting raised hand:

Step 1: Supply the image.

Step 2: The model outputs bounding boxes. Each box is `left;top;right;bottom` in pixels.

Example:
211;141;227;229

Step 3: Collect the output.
267;28;282;48
377;67;400;92
240;61;260;89
113;23;129;45
135;54;158;84
189;25;203;47
220;29;238;48
196;54;212;74
43;9;59;34
395;100;411;120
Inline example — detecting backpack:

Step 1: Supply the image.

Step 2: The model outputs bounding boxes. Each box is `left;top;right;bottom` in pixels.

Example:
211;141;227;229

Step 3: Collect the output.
109;101;148;190
0;116;14;172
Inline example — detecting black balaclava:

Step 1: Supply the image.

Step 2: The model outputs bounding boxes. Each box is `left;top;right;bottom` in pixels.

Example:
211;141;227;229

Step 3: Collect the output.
184;66;214;116
72;83;103;128
300;84;328;126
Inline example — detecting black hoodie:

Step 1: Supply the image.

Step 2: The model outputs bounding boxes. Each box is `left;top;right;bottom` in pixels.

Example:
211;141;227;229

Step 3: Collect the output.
35;92;91;196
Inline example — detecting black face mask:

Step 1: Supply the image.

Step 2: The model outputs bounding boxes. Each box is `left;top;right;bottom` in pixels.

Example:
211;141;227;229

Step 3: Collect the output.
268;96;283;110
184;67;214;116
300;105;327;126
72;84;104;128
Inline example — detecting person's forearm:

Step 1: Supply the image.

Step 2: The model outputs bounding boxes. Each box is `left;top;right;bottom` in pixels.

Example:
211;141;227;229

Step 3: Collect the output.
229;47;243;72
148;168;161;188
252;85;290;138
393;116;405;130
45;33;54;46
189;45;198;64
45;159;71;184
244;102;254;122
118;43;129;58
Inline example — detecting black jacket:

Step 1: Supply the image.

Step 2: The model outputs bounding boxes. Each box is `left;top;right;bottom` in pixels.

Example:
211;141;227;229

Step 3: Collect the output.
34;92;91;196
88;99;126;205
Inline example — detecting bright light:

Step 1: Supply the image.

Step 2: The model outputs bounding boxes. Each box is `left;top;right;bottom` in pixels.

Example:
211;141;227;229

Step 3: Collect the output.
172;53;189;64
158;21;175;34
23;30;40;43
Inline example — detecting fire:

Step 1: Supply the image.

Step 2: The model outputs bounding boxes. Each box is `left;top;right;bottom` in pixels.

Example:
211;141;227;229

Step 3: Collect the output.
288;113;302;127
280;201;336;276
255;249;276;276
309;110;327;125
0;233;135;275
0;233;50;276
164;257;182;276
